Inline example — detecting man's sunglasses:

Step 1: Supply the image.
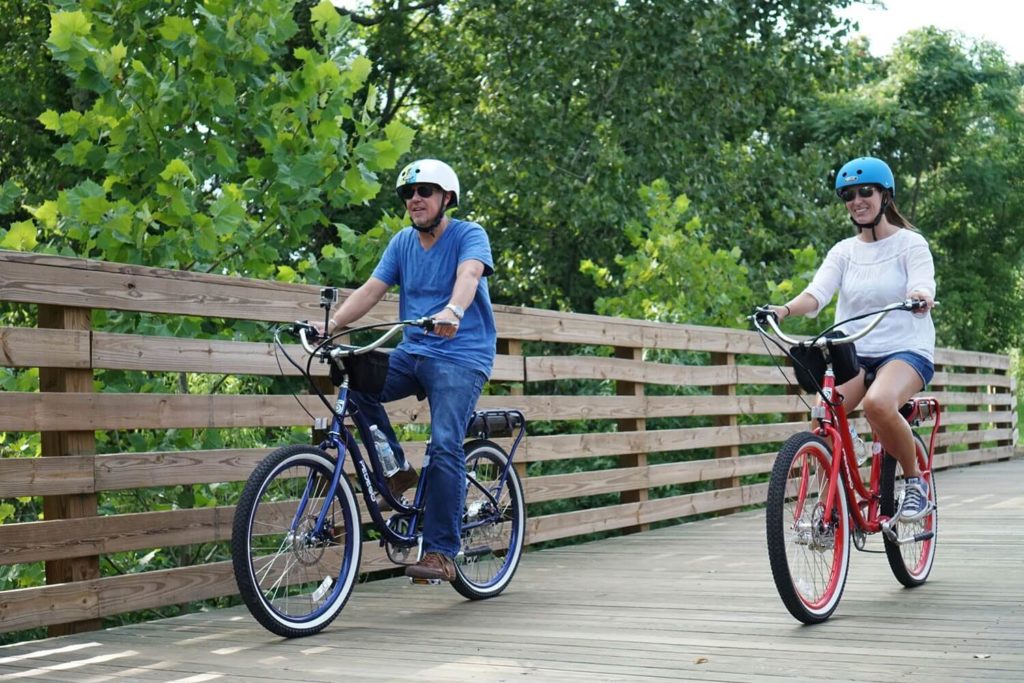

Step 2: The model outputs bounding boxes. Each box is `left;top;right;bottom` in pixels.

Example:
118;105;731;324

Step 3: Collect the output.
398;184;440;201
838;185;877;202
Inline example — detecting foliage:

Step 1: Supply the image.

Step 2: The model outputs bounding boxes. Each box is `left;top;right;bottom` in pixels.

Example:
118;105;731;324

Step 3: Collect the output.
581;179;751;328
0;1;78;216
0;0;413;286
785;27;1024;351
366;0;859;311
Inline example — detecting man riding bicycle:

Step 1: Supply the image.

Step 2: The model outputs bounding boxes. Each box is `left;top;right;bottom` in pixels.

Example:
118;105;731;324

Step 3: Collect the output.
321;158;497;582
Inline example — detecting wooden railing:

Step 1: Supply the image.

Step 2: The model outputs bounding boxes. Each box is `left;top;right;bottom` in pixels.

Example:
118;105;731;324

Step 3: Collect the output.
1;250;1018;636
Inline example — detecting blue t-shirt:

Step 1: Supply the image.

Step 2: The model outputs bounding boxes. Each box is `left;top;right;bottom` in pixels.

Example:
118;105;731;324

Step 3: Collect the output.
372;219;497;376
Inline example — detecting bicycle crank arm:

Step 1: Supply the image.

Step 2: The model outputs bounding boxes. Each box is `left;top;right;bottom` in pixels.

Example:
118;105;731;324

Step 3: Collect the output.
460;544;495;558
881;520;935;545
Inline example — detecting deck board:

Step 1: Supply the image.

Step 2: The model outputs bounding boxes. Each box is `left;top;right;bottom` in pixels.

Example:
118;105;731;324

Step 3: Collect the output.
2;458;1022;682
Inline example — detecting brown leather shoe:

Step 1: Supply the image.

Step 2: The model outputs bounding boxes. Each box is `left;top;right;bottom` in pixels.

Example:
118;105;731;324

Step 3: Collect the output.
405;552;456;582
379;466;418;511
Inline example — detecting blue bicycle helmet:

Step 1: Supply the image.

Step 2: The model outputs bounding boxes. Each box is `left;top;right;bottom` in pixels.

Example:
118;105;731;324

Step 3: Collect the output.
835;157;895;198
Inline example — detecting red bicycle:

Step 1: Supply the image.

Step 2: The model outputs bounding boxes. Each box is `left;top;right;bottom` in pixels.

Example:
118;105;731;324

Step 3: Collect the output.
751;300;941;623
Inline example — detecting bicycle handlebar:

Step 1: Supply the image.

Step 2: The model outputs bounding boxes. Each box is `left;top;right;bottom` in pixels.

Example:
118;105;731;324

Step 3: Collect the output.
289;317;448;358
749;299;937;347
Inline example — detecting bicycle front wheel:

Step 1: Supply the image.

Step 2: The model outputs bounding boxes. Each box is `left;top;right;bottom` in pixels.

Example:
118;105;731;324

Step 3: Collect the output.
231;445;362;638
766;432;851;624
452;440;526;600
880;433;937;587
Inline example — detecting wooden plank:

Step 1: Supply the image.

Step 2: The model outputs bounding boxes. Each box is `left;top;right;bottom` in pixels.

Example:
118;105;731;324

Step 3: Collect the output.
0;251;348;322
0;392;415;431
0;386;1009;434
933;347;1011;370
523;453;776;503
0;456;96;497
525;482;771;544
89;332;526;382
937;428;1013;447
0;327;90;368
524;355;792;385
931;370;1013;388
514;422;796;464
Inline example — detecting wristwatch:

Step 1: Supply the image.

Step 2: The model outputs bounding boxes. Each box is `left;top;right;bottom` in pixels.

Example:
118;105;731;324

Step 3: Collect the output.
445;303;465;320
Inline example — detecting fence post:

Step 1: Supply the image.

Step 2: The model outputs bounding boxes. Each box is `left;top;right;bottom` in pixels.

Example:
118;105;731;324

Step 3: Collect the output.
497;339;527;483
616;346;648;533
711;352;740;514
38;304;101;636
930;361;947;459
995;367;1014;451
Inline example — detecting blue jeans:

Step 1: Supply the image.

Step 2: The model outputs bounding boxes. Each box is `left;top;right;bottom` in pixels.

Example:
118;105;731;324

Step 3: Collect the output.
350;347;487;559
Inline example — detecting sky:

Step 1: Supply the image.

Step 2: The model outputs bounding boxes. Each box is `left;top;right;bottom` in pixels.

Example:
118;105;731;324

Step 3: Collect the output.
839;0;1024;64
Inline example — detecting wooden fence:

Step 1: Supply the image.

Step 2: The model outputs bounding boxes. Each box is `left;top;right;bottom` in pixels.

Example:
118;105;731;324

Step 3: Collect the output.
0;250;1018;637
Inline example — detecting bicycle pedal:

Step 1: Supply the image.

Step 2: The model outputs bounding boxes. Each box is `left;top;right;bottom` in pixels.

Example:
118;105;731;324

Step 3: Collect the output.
409;577;443;586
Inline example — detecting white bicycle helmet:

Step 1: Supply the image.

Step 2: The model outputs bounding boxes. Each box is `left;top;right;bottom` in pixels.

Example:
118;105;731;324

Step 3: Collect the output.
395;158;460;207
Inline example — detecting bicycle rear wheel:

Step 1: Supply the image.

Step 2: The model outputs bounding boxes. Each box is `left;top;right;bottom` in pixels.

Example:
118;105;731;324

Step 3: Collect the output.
880;433;937;586
452;440;526;600
231;445;362;637
766;432;851;624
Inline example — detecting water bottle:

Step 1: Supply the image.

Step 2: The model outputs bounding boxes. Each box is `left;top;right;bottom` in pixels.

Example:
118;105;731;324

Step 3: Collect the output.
848;423;868;466
370;424;400;477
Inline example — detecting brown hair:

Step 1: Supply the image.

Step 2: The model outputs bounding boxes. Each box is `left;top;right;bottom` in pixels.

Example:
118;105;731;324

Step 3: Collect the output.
883;190;915;230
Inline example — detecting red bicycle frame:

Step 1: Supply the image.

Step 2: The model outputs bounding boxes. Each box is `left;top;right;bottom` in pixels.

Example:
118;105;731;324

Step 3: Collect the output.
813;369;942;535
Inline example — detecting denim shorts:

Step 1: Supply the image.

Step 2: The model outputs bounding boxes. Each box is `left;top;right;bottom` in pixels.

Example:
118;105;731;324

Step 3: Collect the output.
858;351;935;390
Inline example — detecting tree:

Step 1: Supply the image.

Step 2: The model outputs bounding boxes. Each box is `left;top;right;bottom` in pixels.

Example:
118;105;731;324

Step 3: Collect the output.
1;0;414;286
785;28;1024;351
581;179;751;328
386;0;858;311
0;0;78;217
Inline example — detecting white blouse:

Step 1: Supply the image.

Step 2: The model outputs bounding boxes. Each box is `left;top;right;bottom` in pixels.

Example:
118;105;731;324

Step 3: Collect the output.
803;228;936;361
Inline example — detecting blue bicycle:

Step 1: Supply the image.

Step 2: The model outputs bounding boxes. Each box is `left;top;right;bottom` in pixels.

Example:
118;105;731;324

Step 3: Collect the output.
231;290;527;638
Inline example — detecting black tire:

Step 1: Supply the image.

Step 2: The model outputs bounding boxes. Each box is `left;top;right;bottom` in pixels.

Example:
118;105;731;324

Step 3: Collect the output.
231;445;362;637
880;433;937;587
452;440;526;600
766;432;851;624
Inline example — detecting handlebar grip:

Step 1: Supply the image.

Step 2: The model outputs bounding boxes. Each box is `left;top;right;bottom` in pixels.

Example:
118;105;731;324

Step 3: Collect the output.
288;321;320;340
750;305;777;324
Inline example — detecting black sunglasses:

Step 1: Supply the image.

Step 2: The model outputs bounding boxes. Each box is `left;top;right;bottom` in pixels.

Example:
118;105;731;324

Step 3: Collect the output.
398;184;439;201
838;185;877;202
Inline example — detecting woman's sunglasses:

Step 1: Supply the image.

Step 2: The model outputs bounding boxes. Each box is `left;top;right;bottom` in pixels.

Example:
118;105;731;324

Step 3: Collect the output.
398;184;439;201
838;185;877;202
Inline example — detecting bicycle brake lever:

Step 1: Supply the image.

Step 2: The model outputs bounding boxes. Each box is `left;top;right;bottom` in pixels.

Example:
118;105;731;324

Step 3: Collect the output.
411;316;435;332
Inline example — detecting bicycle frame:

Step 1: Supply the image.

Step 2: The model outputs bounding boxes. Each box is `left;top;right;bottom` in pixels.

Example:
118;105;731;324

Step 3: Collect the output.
755;300;942;537
289;324;526;553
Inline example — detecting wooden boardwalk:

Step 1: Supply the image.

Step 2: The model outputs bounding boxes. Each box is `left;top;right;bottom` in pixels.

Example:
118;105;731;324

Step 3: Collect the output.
2;457;1022;682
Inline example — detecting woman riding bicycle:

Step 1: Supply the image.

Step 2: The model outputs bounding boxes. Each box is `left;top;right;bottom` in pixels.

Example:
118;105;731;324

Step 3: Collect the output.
765;156;936;520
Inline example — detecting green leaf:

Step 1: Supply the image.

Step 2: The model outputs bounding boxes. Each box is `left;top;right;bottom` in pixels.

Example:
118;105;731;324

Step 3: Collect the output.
159;16;197;42
0;180;24;215
276;264;298;282
47;10;91;51
159;159;197;184
1;220;39;250
38;110;61;132
310;0;342;37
